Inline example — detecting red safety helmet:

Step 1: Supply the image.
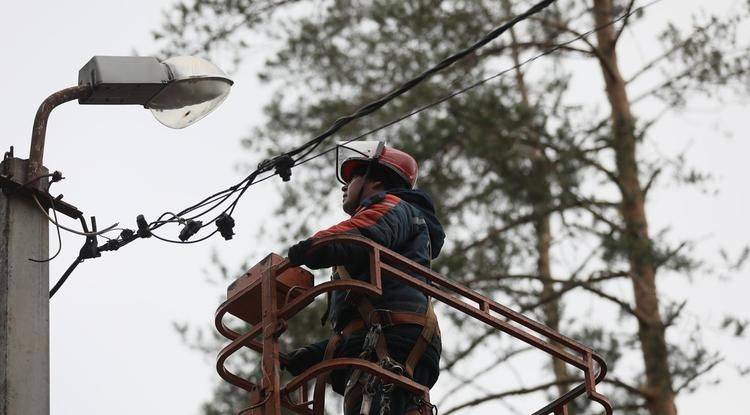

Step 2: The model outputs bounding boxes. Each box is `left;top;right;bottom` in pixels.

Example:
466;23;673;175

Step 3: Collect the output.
336;141;418;189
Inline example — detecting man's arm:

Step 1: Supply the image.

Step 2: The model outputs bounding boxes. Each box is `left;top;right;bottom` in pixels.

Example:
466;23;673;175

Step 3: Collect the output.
291;194;413;271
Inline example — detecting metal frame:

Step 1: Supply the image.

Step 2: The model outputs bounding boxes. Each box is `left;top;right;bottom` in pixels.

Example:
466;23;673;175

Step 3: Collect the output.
215;234;613;415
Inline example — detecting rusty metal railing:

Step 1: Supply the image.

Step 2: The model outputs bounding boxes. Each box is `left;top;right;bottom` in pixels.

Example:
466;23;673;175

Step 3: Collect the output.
215;234;613;415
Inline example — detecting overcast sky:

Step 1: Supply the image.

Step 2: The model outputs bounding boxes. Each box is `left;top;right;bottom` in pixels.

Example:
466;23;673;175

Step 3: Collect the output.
1;1;748;414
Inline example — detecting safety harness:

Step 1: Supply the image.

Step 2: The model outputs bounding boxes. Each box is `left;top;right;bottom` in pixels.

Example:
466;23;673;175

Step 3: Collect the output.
313;266;440;415
313;145;438;414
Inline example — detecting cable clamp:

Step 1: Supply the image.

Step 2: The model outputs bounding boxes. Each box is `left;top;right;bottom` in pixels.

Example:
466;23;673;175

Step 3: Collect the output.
178;219;203;241
216;213;235;240
274;154;295;182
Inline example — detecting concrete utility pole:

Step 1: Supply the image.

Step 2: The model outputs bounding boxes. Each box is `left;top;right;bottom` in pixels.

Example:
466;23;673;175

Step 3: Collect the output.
1;156;50;415
0;55;233;415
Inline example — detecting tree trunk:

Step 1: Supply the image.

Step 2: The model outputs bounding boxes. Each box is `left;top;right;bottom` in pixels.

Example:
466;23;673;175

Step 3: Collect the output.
591;1;677;414
503;1;575;407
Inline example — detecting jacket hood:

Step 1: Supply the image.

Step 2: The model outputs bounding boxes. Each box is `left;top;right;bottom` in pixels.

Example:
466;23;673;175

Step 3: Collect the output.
388;188;445;259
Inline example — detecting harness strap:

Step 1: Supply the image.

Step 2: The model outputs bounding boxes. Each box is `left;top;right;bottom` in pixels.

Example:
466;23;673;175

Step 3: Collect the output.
312;332;342;415
335;266;440;413
403;301;439;377
336;266;440;376
342;310;431;334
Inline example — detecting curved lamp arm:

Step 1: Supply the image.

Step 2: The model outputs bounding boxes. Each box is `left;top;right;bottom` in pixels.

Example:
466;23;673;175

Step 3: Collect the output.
27;85;93;186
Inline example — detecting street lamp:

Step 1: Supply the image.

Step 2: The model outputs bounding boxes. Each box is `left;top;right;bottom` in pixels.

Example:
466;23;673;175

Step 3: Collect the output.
0;55;232;415
27;55;233;184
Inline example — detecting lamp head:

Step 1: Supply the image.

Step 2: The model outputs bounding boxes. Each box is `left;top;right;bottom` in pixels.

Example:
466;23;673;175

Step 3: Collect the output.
78;55;233;129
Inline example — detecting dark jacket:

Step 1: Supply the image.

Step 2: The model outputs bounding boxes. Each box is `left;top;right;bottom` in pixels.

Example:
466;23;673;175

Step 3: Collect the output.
304;188;446;331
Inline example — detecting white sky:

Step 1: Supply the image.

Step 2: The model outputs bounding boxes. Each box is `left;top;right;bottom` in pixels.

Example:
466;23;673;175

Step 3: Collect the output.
1;1;748;414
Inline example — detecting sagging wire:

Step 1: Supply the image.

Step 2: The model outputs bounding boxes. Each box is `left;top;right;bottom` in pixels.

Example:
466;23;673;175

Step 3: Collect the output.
46;0;664;296
145;170;260;243
28;173;65;263
135;0;561;242
252;0;668;179
29;194;63;263
141;0;658;239
49;256;84;298
49;216;103;298
70;0;657;245
23;171;62;187
32;194;118;236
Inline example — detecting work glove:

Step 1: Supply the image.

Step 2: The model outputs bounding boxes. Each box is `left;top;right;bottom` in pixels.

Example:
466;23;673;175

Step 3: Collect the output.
282;346;318;376
288;238;314;266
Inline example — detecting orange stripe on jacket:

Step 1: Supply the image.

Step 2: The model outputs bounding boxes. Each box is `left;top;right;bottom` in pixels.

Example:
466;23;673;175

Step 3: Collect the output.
313;194;401;238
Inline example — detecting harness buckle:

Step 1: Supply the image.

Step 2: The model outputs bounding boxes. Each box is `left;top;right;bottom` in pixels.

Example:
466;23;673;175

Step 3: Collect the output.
369;309;394;327
362;324;382;356
379;356;405;376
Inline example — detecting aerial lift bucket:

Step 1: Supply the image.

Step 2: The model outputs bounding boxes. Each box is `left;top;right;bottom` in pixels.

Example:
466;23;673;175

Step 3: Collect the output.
215;234;613;415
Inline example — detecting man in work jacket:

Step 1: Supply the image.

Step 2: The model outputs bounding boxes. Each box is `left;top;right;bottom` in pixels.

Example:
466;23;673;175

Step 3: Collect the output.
285;141;445;415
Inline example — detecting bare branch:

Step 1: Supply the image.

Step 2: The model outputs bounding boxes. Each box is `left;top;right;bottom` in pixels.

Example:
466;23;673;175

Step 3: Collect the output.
605;376;651;398
663;300;688;328
442;379;580;415
516;271;629;312
520;135;624;191
438;347;533;408
626;19;717;85
460;202;575;251
654;241;689;270
613;0;636;46
441;327;497;372
580;202;626;232
630;66;694;105
579;285;651;324
674;357;724;394
642;167;663;198
528;15;619;80
630;57;750;106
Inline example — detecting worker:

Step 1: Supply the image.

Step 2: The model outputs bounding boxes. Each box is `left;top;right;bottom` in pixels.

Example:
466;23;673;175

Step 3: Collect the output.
284;141;445;415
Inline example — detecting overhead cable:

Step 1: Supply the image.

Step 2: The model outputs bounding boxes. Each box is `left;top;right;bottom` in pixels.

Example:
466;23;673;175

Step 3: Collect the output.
141;0;561;237
46;0;666;294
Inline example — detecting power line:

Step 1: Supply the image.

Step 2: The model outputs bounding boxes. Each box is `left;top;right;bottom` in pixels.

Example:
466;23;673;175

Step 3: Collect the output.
124;0;561;244
276;0;558;160
246;0;667;181
136;0;664;238
46;0;665;295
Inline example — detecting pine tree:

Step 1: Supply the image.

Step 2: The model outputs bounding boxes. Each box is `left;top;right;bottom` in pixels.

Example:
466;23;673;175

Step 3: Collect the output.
154;1;750;413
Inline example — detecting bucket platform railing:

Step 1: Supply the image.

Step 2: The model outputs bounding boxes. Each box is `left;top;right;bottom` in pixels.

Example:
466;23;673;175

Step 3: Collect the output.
214;234;613;415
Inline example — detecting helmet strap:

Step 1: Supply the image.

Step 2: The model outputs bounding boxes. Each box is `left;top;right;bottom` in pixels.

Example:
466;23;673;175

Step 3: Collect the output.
351;142;385;212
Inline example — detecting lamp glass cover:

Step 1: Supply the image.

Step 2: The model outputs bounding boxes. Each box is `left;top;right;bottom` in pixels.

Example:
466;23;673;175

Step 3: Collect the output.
149;56;233;129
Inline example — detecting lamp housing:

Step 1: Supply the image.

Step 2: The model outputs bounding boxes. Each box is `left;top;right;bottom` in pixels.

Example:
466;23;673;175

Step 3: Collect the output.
77;55;233;128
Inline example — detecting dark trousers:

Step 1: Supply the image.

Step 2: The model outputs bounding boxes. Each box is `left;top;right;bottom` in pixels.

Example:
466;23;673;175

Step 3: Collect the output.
310;325;441;415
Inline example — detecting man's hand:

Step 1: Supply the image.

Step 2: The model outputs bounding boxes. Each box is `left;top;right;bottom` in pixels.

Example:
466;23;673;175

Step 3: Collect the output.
288;238;314;266
282;346;318;376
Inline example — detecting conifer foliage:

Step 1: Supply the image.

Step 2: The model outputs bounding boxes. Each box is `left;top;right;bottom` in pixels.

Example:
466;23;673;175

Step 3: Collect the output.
155;1;750;413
